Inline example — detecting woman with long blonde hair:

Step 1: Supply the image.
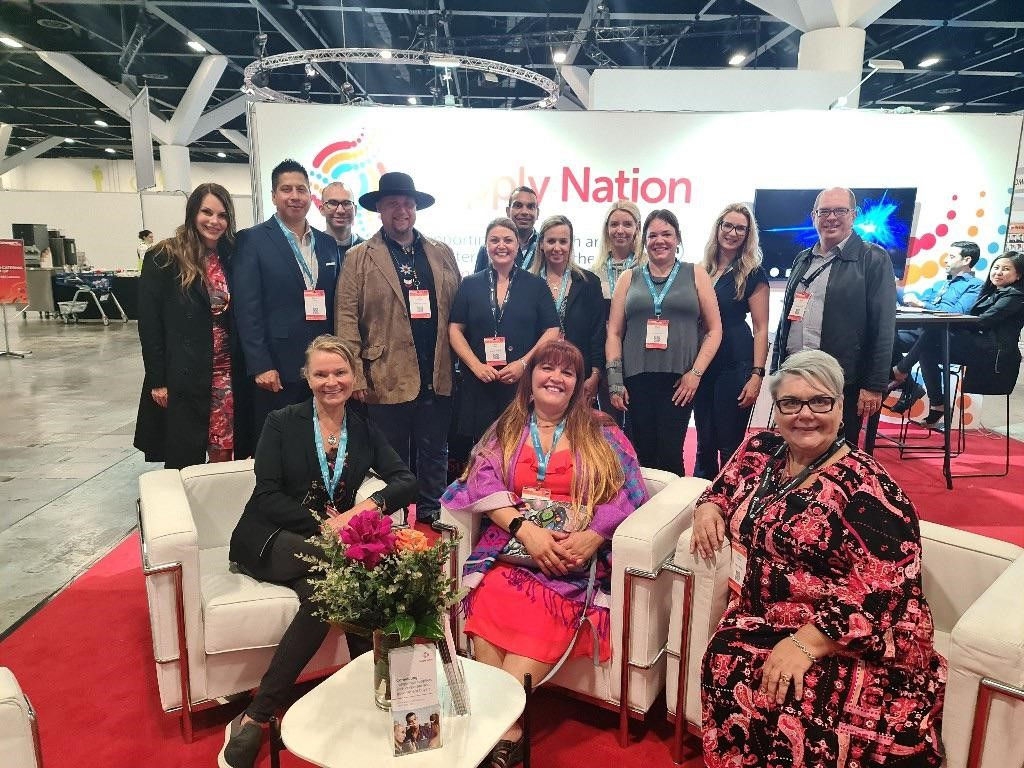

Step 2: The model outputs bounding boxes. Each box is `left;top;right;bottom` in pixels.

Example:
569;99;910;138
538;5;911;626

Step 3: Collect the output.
134;182;253;468
692;202;769;479
591;199;645;300
443;339;648;768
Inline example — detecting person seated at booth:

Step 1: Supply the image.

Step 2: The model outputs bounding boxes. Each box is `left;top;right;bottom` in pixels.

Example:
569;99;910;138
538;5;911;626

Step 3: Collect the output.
888;240;983;412
891;251;1024;426
442;339;648;768
220;335;417;768
690;349;946;768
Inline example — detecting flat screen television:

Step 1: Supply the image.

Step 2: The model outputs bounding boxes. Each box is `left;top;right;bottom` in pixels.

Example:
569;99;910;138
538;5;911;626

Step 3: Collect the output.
63;238;77;267
752;187;918;280
12;223;50;250
48;232;66;269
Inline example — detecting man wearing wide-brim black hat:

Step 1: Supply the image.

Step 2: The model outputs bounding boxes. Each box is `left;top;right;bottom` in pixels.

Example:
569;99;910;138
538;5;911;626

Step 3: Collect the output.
335;171;461;524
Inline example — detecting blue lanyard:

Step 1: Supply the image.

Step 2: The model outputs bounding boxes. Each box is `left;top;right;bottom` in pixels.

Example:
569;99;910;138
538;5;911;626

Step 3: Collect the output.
529;413;567;483
521;236;538;272
606;255;635;294
312;400;347;500
275;216;317;288
641;261;680;318
542;265;571;325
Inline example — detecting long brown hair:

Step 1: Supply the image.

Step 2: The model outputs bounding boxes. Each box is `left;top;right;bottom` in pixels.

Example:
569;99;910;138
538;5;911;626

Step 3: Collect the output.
476;339;624;526
531;214;586;278
701;202;762;300
155;183;236;290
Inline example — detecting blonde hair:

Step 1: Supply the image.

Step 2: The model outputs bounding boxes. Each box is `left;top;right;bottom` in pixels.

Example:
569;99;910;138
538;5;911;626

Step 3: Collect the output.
154;183;236;291
301;335;358;380
467;340;623;526
701;202;763;300
531;215;585;278
592;200;645;275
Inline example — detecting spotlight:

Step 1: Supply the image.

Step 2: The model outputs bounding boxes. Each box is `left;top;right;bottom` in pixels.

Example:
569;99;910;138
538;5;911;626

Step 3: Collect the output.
304;62;317;79
552;50;567;64
251;68;269;88
407;96;418;105
728;52;746;67
379;50;393;60
252;32;268;59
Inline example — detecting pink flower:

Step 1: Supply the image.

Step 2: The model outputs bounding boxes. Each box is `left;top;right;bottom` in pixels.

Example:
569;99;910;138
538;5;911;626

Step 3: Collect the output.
340;510;397;569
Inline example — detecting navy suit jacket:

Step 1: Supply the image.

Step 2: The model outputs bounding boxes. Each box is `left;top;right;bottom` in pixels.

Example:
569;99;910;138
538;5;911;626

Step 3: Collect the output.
233;217;339;382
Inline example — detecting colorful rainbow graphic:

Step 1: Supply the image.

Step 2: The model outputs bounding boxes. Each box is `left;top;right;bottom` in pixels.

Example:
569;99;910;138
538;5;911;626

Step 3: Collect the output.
308;130;386;214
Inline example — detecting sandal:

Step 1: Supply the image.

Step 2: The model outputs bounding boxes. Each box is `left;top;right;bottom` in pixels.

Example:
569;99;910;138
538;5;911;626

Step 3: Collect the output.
489;734;526;768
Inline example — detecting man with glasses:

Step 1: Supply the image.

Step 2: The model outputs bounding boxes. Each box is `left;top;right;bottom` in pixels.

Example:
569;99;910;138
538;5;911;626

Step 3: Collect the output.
335;172;461;524
473;186;540;272
771;187;896;445
318;181;364;269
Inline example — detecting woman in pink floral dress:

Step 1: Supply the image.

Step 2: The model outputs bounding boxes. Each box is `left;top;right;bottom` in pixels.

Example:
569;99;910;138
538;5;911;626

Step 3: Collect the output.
690;349;945;768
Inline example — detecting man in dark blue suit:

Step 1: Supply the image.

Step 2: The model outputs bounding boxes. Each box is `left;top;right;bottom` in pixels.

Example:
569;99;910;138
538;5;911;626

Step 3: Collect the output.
233;159;339;438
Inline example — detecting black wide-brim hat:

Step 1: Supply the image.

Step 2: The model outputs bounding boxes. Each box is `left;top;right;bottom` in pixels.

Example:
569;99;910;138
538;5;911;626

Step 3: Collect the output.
358;171;436;212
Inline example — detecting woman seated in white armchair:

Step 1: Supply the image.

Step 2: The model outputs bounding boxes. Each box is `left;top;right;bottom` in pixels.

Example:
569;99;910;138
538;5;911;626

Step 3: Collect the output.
689;349;946;768
442;338;648;768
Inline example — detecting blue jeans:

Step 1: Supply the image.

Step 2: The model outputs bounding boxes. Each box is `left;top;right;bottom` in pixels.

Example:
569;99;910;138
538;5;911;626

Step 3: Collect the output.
368;392;452;522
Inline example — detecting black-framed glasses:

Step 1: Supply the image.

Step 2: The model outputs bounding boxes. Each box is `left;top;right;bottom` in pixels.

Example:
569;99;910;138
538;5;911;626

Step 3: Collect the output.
813;207;853;219
719;221;748;235
322;199;355;210
774;395;837;414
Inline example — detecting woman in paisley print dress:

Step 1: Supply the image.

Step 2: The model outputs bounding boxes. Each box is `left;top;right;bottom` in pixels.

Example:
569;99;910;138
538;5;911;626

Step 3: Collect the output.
690;349;946;768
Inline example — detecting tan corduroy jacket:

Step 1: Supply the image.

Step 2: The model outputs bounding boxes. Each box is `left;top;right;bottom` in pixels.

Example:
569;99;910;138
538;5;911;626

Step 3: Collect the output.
335;230;461;404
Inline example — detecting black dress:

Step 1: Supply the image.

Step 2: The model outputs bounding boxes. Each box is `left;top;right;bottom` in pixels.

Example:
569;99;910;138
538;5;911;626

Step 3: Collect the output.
449;267;559;442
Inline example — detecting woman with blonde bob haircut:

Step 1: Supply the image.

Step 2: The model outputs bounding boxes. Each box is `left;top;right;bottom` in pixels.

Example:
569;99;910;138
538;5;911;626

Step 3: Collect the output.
692;202;770;479
591;199;645;300
443;338;648;768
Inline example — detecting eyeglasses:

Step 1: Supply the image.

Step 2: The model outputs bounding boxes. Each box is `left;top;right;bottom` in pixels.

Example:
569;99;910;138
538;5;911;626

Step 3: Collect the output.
322;199;355;210
719;221;748;235
813;207;853;219
774;395;837;414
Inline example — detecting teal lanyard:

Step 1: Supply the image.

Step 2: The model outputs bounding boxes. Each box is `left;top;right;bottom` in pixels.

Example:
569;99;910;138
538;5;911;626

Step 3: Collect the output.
529;413;567;483
542;265;571;327
521;236;538;271
275;216;317;289
312;401;347;500
606;254;635;294
641;261;680;318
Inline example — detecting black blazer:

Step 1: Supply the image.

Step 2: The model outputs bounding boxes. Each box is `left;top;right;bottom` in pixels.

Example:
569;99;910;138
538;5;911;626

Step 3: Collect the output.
233;217;339;382
229;401;417;569
560;269;607;375
961;284;1024;394
133;244;254;468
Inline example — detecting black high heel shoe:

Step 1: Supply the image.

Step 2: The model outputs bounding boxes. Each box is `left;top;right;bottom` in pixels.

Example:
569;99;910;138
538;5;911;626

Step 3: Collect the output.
916;408;945;430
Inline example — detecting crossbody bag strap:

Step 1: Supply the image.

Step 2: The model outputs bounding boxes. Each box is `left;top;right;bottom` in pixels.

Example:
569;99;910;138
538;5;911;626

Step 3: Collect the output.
537;556;599;686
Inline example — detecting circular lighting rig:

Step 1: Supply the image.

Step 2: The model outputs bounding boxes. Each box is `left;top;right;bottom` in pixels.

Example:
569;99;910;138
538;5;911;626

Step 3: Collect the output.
242;48;559;109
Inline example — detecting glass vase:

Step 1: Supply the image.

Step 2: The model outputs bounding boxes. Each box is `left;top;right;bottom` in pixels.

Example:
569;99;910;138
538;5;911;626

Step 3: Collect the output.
372;630;410;710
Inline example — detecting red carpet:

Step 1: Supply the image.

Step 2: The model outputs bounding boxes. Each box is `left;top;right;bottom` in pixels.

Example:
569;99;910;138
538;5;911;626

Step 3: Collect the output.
2;431;1021;768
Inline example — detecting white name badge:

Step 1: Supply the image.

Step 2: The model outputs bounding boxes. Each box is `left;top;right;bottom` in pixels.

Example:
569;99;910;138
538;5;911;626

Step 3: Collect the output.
484;336;508;366
646;318;669;349
304;289;327;321
787;291;811;321
520;486;551;511
408;289;431;319
728;540;748;596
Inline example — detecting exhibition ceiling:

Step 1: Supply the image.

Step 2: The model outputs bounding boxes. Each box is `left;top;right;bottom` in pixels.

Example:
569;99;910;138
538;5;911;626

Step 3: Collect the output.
0;0;1022;162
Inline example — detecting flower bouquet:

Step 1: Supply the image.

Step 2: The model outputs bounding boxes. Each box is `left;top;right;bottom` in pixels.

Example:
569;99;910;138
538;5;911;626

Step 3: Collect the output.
303;510;462;708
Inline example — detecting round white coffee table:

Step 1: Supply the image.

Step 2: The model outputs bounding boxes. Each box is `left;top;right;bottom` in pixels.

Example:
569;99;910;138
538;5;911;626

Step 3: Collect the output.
280;652;525;767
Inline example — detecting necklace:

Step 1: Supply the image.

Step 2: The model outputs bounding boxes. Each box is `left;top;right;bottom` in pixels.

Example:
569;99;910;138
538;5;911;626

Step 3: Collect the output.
326;433;339;447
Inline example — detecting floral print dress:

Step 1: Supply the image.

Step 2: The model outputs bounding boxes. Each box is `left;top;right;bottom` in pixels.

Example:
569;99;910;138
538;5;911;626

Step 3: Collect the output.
205;250;234;453
699;431;946;768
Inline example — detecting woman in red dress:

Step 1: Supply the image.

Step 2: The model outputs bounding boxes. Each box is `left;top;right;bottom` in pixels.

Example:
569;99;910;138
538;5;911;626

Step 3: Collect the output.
134;183;252;468
690;349;945;768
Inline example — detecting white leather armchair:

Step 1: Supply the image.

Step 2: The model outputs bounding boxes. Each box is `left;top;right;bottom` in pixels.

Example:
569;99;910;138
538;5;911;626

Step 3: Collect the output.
666;518;1024;767
438;469;710;745
138;459;386;741
0;668;42;768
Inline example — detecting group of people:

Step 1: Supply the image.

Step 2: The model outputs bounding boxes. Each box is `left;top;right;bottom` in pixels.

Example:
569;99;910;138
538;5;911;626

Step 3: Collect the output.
130;165;1024;768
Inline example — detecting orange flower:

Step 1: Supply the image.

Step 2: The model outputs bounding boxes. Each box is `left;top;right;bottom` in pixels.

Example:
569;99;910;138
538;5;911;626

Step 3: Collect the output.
394;528;430;553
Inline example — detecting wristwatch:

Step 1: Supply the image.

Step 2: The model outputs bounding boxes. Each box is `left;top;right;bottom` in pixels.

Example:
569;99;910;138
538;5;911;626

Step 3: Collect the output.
751;366;766;377
369;491;387;514
508;515;528;538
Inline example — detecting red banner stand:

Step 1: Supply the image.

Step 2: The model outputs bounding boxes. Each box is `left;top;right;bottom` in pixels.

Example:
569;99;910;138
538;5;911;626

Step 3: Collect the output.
0;239;31;359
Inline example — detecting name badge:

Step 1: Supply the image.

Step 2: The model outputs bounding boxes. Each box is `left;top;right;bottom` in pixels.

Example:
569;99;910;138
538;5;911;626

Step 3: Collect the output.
484;336;508;367
646;318;669;349
304;289;327;321
728;540;748;596
788;291;811;321
520;486;551;511
408;289;431;319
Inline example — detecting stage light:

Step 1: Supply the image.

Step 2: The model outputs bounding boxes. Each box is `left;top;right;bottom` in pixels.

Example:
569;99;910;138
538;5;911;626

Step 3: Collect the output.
94;119;108;127
728;53;745;67
552;50;567;64
919;56;940;68
64;138;75;143
187;40;206;53
407;96;418;105
104;147;116;154
379;50;393;59
216;151;227;158
304;62;317;79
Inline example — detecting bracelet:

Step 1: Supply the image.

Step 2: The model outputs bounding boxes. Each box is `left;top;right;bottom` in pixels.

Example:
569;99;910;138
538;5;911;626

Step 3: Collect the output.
690;367;704;378
789;634;819;663
520;359;527;372
606;359;623;370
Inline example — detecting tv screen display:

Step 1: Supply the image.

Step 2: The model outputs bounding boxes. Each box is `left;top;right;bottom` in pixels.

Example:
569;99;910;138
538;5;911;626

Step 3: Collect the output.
753;187;918;280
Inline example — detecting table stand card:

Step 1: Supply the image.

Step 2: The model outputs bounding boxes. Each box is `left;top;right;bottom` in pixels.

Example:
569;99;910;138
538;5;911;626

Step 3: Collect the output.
389;644;443;756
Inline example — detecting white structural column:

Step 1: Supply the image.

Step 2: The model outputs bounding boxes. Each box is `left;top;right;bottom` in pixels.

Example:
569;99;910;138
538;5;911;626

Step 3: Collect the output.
219;129;250;155
159;145;192;193
0;123;12;159
0;136;67;176
161;55;230;192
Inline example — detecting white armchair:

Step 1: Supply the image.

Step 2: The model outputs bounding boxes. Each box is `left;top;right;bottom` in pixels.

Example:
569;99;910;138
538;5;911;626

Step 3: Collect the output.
666;518;1024;768
138;459;386;741
438;469;710;745
0;667;42;768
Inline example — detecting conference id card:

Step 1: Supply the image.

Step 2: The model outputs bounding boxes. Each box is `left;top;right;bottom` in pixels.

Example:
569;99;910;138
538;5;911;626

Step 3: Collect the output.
645;319;669;349
520;486;551;511
303;289;327;321
484;336;508;366
408;290;431;319
389;643;442;756
728;540;748;596
787;291;811;321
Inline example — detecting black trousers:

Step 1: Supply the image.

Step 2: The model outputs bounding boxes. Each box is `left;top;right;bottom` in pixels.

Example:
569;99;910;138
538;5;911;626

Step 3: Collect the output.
243;530;370;722
625;372;692;476
693;364;753;480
